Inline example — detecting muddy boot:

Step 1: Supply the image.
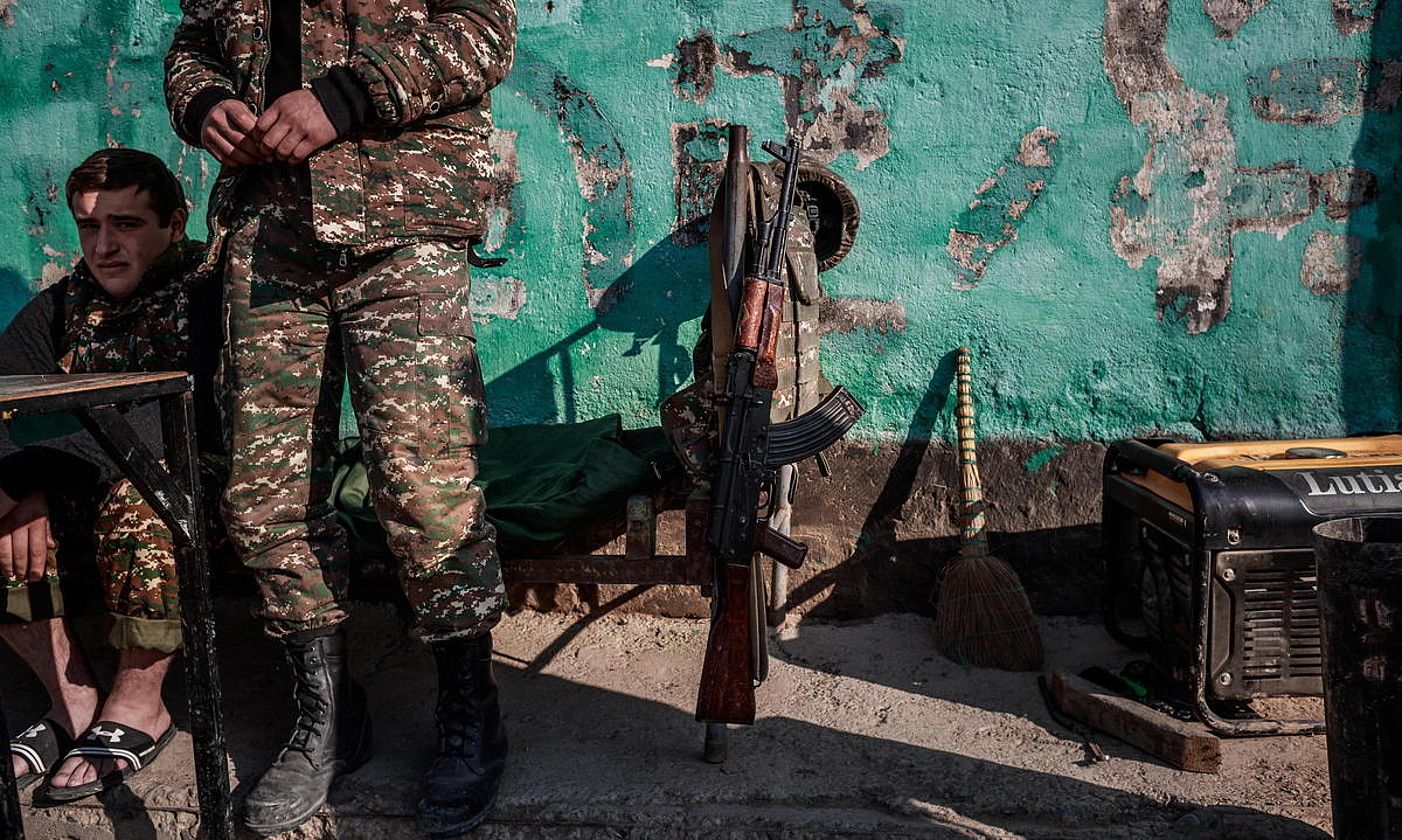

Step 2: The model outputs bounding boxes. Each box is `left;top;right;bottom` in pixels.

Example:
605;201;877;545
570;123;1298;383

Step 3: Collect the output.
419;633;507;838
243;625;373;836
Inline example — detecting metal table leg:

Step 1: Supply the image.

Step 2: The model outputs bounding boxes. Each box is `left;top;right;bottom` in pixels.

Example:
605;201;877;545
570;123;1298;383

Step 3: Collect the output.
0;686;23;840
159;392;232;838
75;396;232;838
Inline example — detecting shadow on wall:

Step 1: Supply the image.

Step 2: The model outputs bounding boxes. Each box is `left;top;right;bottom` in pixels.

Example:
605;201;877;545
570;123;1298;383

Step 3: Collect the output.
0;268;31;332
1344;7;1402;432
487;236;708;426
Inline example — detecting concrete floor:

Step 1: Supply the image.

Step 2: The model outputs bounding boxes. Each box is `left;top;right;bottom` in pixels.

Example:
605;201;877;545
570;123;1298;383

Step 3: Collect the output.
4;599;1333;839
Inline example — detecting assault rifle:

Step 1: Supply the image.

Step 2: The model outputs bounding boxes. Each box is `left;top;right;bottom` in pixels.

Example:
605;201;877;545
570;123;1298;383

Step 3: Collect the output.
695;128;865;726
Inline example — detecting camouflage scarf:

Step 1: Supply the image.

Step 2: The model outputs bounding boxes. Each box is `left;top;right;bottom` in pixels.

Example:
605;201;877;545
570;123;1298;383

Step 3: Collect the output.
58;239;207;375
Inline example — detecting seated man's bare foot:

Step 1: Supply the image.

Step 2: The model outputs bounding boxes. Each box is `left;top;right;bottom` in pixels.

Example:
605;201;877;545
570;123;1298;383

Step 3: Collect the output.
8;693;99;784
47;701;171;789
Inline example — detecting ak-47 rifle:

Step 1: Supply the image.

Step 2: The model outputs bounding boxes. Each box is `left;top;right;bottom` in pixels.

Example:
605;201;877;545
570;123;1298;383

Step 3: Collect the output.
696;129;865;725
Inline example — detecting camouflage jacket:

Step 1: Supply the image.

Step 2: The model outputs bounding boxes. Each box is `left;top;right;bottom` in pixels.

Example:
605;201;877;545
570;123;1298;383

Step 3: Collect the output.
164;0;517;248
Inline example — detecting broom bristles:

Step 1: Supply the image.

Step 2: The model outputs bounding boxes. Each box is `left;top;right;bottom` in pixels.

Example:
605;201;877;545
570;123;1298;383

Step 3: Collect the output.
935;346;1044;670
936;555;1044;670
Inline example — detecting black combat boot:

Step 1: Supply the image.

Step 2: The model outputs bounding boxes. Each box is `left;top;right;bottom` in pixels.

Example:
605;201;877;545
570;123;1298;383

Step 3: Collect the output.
418;633;507;838
243;625;373;836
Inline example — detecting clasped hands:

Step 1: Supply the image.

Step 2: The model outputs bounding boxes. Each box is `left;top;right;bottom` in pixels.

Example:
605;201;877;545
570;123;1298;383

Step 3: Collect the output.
200;90;336;167
0;489;55;584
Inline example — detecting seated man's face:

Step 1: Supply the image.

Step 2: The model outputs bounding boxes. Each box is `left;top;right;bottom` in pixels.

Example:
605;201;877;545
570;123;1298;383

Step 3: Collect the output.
71;186;186;300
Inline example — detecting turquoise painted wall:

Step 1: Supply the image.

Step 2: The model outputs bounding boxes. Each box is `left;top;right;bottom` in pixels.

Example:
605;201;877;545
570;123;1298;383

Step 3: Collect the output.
1;0;1398;442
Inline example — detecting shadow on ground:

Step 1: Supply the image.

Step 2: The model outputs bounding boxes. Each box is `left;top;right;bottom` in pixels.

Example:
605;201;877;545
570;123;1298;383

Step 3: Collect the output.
3;597;1330;838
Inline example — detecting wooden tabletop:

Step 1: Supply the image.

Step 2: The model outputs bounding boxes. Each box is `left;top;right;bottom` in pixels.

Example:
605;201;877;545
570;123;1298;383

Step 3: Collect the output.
0;372;189;413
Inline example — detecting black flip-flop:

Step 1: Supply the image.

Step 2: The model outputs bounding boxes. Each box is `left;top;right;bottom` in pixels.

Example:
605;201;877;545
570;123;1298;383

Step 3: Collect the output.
36;720;176;803
8;718;74;791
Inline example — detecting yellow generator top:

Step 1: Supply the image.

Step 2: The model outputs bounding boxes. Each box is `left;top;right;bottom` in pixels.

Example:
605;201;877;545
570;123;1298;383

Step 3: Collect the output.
1114;435;1402;513
1157;435;1402;472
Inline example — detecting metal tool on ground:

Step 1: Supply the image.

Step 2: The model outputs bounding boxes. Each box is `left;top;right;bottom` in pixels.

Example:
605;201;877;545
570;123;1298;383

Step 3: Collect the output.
934;347;1043;671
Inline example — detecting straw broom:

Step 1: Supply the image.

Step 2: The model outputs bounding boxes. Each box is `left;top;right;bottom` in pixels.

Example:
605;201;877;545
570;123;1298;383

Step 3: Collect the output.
934;347;1044;670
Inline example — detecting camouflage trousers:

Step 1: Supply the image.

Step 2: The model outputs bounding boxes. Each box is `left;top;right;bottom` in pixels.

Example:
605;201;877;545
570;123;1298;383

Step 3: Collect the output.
1;480;183;653
221;171;504;642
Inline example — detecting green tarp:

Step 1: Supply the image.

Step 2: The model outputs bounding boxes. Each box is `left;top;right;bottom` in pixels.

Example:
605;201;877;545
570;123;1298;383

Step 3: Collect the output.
332;414;670;558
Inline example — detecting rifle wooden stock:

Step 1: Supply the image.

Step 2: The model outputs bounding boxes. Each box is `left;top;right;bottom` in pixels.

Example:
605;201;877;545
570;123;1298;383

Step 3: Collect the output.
696;563;757;724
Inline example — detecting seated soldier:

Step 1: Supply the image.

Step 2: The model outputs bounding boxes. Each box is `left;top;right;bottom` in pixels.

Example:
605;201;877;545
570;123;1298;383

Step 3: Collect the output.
0;148;219;802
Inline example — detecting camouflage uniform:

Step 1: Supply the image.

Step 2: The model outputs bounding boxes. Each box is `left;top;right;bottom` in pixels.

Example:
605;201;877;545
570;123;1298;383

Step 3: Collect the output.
218;169;501;639
165;0;515;642
1;242;208;653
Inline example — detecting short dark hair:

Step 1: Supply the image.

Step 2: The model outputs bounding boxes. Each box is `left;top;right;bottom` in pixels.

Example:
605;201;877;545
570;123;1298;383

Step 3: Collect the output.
66;148;186;227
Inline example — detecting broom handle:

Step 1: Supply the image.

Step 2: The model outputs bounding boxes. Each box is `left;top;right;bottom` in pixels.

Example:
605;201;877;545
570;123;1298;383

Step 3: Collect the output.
956;347;988;560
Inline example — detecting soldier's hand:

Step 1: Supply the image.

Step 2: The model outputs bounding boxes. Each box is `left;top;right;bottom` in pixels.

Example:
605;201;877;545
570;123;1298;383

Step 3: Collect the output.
0;488;14;521
0;492;55;583
254;90;337;165
201;99;269;167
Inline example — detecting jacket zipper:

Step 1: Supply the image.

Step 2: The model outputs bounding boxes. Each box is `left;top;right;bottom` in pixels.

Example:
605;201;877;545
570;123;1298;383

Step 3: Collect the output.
252;0;270;113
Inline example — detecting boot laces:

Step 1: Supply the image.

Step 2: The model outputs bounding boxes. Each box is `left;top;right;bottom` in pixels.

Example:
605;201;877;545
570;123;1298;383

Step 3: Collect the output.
437;684;484;757
285;657;332;756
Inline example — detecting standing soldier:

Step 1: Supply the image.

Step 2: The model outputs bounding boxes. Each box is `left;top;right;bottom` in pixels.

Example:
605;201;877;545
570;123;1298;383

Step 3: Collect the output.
164;2;516;836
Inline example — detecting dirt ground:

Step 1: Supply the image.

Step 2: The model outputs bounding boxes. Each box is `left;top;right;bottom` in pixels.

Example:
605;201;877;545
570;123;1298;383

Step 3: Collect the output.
5;600;1332;838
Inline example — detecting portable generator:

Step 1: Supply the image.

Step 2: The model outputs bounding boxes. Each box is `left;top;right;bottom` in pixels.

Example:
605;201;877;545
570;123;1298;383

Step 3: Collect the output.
1102;435;1402;736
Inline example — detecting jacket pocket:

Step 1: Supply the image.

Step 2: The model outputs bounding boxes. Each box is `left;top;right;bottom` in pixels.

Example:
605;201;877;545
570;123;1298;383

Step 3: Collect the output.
396;109;496;239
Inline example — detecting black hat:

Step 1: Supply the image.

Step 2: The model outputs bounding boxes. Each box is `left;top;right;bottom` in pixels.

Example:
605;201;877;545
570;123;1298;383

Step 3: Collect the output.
794;163;860;272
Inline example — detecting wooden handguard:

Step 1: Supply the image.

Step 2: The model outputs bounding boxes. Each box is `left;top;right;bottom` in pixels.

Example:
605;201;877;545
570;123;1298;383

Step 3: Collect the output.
736;277;786;390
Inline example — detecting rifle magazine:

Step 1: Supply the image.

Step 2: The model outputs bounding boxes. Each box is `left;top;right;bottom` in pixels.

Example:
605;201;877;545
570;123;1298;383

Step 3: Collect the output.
765;387;865;467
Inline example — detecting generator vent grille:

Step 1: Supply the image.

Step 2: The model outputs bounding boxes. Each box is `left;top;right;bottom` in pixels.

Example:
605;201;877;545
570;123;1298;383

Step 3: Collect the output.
1239;564;1322;681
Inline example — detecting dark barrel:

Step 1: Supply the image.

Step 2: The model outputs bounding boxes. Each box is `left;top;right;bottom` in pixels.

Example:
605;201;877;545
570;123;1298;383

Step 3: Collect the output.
1312;517;1402;839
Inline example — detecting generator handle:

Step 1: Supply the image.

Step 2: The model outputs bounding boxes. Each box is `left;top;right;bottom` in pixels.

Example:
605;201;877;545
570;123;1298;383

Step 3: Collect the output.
1110;439;1202;484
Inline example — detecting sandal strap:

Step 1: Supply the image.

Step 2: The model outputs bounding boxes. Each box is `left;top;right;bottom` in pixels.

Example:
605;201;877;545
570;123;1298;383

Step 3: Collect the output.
66;721;160;772
8;718;70;775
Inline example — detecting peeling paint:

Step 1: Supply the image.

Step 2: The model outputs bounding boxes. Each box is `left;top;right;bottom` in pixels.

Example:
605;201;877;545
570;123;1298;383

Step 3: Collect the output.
1103;0;1181;106
1333;0;1382;34
483;128;523;254
1247;58;1402;125
1228;164;1316;235
1106;77;1235;330
1300;231;1360;295
1102;0;1375;334
669;120;728;247
511;51;635;313
1203;0;1270;37
673;30;717;103
819;297;908;334
1318;166;1379;220
668;0;903;170
947;127;1058;290
471;276;528;322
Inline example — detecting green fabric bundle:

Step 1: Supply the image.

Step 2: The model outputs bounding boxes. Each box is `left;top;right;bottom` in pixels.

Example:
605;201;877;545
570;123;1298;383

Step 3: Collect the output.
333;414;669;558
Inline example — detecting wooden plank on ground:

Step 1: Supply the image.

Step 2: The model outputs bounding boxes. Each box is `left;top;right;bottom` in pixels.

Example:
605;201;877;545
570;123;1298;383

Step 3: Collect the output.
1049;669;1221;774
